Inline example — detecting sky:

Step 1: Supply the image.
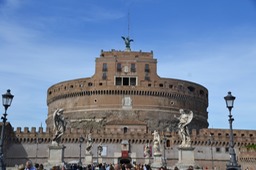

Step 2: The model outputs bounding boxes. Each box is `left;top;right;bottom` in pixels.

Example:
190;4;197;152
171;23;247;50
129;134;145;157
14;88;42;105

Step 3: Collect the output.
0;0;256;131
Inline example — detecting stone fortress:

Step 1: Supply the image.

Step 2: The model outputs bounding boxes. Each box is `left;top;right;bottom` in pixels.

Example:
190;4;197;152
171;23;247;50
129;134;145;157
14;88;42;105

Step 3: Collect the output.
4;39;256;169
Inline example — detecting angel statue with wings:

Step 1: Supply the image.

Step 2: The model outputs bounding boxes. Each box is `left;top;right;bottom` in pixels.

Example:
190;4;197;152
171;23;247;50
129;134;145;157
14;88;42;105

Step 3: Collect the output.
86;132;93;154
97;142;103;157
144;143;151;158
176;109;193;148
152;130;161;156
121;36;133;51
52;108;67;145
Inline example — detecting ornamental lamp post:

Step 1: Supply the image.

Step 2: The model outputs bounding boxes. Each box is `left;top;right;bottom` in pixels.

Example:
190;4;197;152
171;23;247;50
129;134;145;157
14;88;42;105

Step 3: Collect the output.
78;136;84;166
163;134;167;167
0;89;14;170
208;133;214;170
224;91;241;170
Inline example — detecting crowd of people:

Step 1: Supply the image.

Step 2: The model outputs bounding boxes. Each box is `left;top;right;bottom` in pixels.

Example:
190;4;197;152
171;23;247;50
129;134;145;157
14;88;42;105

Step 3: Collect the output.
17;160;44;170
16;161;152;170
16;160;195;170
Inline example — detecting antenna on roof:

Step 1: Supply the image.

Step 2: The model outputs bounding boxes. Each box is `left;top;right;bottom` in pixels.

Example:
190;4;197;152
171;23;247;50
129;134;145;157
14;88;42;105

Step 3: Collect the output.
121;12;134;51
128;11;130;37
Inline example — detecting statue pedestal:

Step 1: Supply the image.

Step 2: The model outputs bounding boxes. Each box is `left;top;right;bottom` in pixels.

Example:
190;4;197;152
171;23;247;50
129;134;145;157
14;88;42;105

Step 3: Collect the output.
144;157;150;165
98;157;103;164
151;153;163;170
84;153;93;165
47;144;65;166
174;147;197;170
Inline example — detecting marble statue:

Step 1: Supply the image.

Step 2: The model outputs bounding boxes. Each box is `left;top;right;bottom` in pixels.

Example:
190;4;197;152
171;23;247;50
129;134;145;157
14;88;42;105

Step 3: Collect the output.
152;130;161;155
97;142;103;157
121;36;133;51
86;132;93;154
52;108;67;145
176;109;193;148
144;143;151;158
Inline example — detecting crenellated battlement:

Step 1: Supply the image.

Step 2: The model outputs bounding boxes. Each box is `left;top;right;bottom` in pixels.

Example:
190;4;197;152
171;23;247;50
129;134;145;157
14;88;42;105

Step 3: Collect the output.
177;128;256;147
6;124;256;169
99;49;154;59
11;127;256;147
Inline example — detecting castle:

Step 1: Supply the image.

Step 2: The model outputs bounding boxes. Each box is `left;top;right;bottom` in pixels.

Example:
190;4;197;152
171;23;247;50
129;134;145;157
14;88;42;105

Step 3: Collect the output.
4;41;256;169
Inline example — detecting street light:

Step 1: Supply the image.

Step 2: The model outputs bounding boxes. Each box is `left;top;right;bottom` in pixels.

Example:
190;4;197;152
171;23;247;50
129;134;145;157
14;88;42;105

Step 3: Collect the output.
78;136;84;166
208;133;214;170
35;137;42;163
162;134;167;167
224;91;241;170
0;89;14;170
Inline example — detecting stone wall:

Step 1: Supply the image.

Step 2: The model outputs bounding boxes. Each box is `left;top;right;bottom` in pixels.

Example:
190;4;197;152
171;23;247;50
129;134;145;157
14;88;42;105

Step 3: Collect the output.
5;126;256;169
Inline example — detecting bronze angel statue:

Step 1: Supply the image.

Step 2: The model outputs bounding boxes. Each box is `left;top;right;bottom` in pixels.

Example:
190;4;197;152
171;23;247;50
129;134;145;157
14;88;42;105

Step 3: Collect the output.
122;36;133;51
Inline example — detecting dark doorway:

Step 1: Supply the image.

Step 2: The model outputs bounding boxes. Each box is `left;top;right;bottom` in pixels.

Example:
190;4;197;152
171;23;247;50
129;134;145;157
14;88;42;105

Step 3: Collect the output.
118;157;131;164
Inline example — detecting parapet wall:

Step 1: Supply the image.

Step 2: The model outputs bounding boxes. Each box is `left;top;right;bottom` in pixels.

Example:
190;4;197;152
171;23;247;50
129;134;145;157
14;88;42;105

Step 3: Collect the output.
47;78;208;106
12;127;256;147
5;126;256;169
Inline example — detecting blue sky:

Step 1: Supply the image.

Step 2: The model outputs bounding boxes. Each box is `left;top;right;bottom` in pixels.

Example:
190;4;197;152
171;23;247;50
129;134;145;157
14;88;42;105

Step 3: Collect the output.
1;0;256;130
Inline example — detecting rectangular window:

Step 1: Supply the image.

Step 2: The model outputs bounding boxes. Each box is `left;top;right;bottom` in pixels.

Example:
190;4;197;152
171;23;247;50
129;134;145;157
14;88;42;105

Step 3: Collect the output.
123;78;129;86
145;64;150;72
102;72;107;80
115;77;137;86
131;63;136;72
117;63;122;72
130;78;136;86
103;63;108;72
166;140;171;147
145;73;150;81
216;147;221;153
116;77;122;85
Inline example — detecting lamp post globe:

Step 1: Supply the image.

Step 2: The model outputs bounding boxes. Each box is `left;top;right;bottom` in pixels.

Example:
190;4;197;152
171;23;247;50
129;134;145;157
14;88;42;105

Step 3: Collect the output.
0;89;14;170
224;91;241;170
224;91;235;111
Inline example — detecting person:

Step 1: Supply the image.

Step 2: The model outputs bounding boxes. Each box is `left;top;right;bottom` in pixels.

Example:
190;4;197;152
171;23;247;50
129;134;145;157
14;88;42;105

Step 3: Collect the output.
39;164;44;170
109;164;115;170
52;108;67;145
174;167;179;170
114;163;121;170
187;165;193;170
145;164;151;170
18;164;25;170
25;160;36;170
176;109;193;147
35;163;39;170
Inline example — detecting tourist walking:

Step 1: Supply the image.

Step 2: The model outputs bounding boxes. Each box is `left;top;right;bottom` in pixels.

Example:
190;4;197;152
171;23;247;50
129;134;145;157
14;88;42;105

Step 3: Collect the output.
25;160;36;170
